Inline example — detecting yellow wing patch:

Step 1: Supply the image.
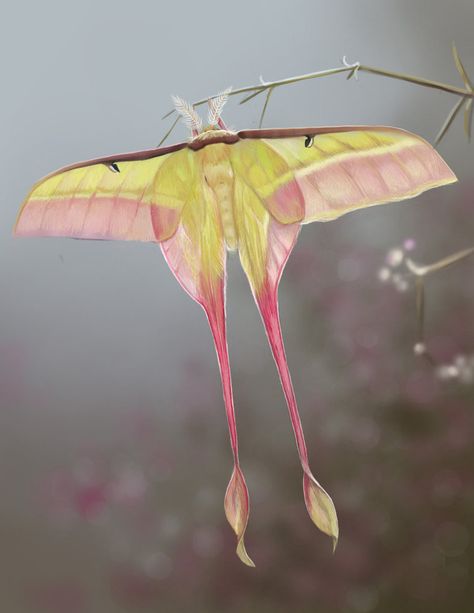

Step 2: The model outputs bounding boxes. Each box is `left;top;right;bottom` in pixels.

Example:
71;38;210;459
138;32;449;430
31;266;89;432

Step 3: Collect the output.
233;177;270;292
15;148;195;242
230;129;456;224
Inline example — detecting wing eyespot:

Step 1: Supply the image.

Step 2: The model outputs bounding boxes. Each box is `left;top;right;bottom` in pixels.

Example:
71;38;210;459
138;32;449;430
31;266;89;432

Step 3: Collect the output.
304;135;314;148
107;162;120;173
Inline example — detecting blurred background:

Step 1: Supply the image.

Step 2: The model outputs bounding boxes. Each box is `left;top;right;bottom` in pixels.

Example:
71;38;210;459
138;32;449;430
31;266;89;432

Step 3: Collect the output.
2;0;474;611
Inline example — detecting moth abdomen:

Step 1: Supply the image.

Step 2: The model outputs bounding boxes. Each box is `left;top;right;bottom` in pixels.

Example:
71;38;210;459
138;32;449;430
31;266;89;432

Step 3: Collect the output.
201;146;238;251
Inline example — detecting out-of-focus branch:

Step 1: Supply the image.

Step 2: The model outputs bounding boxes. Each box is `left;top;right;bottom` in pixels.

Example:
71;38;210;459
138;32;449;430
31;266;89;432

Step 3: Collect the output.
160;43;473;146
406;247;474;277
379;244;474;381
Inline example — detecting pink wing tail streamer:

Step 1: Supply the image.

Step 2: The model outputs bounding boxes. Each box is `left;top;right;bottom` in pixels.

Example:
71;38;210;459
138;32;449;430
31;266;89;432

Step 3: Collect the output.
248;220;339;548
161;228;254;567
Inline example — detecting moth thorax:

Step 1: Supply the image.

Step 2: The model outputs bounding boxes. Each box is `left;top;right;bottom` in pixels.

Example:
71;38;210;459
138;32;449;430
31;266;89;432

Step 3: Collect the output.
202;154;238;251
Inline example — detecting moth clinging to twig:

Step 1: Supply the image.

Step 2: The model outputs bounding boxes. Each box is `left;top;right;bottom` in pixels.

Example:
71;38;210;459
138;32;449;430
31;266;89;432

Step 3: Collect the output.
14;89;456;566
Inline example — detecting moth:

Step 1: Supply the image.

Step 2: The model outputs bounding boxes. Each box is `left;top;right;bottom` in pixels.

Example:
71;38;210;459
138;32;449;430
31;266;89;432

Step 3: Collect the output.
14;90;456;566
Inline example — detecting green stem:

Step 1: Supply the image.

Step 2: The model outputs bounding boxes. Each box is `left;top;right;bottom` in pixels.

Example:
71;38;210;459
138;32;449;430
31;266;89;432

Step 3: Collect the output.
161;58;474;121
357;64;470;97
159;53;473;145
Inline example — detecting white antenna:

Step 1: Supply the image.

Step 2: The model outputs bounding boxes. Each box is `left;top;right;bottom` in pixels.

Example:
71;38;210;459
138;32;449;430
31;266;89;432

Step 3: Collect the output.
172;96;203;133
208;87;232;126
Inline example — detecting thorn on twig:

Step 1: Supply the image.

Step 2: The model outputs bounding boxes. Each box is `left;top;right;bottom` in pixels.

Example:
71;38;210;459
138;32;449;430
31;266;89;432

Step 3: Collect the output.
342;55;360;80
157;114;180;148
464;98;473;142
258;87;274;128
451;42;474;92
434;96;465;145
239;88;266;105
450;42;474;143
162;108;176;120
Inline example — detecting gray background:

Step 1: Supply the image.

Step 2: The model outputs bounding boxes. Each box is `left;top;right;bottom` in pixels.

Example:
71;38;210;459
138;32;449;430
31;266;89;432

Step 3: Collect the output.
1;1;474;612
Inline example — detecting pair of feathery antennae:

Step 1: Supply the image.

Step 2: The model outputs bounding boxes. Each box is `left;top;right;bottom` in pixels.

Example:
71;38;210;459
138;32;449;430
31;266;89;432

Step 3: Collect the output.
172;87;232;134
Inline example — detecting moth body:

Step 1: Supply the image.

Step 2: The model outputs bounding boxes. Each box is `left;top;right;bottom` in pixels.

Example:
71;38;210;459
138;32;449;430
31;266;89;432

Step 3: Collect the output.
200;140;238;251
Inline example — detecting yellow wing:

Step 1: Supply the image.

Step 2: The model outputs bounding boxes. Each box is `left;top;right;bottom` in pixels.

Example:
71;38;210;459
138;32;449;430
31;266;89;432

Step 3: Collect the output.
14;143;193;242
232;126;457;224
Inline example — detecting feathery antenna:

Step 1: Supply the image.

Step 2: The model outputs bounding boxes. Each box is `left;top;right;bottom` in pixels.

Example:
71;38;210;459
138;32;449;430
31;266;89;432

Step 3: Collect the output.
208;87;232;126
172;95;203;134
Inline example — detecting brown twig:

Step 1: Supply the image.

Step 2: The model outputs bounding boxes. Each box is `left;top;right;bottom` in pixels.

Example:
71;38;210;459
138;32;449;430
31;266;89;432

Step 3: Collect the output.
159;43;473;146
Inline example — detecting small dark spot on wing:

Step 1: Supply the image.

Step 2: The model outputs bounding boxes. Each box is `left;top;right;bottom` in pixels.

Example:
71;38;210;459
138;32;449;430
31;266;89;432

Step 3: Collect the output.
107;162;120;173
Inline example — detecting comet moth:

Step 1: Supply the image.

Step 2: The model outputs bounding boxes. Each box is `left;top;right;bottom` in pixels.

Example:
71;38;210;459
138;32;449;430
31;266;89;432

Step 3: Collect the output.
14;90;456;566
